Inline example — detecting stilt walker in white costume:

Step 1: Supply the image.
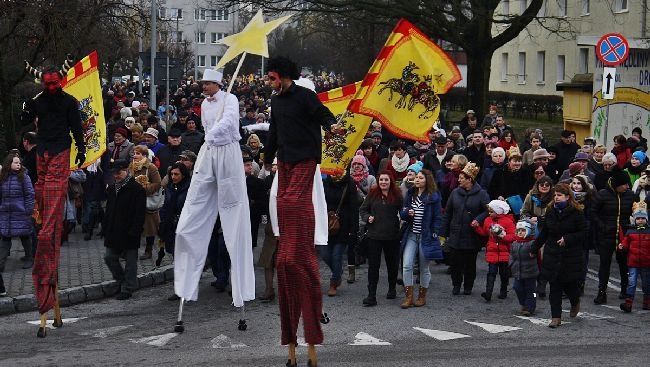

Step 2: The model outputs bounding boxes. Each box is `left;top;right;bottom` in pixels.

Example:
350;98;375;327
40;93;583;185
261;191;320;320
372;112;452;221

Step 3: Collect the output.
172;69;255;331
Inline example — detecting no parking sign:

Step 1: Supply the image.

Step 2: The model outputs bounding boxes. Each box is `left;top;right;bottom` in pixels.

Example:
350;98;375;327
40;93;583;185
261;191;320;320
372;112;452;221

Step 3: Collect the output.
596;33;629;66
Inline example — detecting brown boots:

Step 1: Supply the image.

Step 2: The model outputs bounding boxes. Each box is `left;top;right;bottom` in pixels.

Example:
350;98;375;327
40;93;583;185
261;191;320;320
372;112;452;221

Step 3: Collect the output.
327;280;341;297
414;287;428;307
401;286;414;309
548;318;561;328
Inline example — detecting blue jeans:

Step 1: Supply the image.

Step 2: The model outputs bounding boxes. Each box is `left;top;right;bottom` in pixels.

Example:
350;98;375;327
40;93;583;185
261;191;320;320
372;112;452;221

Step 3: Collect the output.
318;243;346;283
513;278;537;312
402;232;431;287
627;267;650;297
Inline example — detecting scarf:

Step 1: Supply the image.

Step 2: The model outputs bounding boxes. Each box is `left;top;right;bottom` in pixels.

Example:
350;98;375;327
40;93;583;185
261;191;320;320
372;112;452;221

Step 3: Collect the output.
130;157;147;173
392;153;410;173
573;191;587;203
350;167;369;185
554;200;569;210
115;174;133;194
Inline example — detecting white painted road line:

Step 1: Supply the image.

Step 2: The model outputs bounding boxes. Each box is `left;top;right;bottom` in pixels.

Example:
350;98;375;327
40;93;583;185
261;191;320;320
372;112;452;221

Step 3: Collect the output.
349;332;392;346
586;273;621;291
600;304;650;314
77;325;134;338
210;334;248;349
413;327;470;341
27;317;88;329
463;320;522;333
130;332;179;347
561;310;614;320
515;315;570;326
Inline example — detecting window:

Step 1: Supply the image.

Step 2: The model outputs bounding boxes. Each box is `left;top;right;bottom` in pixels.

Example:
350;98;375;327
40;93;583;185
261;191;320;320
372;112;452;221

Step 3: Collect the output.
537;0;546;16
519;0;527;15
502;0;510;16
558;0;567;17
216;9;229;21
158;7;167;20
501;53;508;81
578;48;589;73
518;52;526;84
581;0;590;15
211;33;228;43
171;31;183;43
556;55;565;82
536;51;545;83
196;32;206;44
614;0;628;12
159;31;168;42
194;8;206;21
197;55;206;67
210;55;218;67
170;8;183;20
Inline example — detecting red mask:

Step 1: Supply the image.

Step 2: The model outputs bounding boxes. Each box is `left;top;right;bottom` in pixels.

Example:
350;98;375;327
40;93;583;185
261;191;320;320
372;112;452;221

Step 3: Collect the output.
42;72;62;95
267;71;281;93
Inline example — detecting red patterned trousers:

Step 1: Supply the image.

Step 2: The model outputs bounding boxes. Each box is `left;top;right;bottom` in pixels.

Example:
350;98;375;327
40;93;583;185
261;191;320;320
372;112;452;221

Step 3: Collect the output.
276;159;324;345
32;150;69;314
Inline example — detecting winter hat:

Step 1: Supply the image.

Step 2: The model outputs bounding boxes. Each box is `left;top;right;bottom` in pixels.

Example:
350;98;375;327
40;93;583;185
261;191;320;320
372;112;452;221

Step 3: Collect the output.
568;162;583;176
573;152;590;162
602;152;617;165
115;127;129;139
532;148;550;160
491;147;506;158
516;220;534;237
610;170;630;188
179;150;197;163
144;128;159;139
351;150;367;166
408;160;424;174
371;131;382;139
462;162;480;180
632;150;646;162
487;199;510;215
633;210;648;220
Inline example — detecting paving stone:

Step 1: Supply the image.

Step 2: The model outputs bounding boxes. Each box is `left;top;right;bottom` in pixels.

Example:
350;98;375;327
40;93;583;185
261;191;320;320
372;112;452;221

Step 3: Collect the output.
64;286;87;304
58;291;71;307
137;274;154;289
14;294;38;313
151;270;166;285
0;297;15;315
83;284;104;301
101;280;119;296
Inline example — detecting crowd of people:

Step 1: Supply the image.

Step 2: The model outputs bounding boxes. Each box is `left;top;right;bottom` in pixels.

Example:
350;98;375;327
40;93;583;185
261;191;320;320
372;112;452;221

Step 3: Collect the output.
2;73;650;332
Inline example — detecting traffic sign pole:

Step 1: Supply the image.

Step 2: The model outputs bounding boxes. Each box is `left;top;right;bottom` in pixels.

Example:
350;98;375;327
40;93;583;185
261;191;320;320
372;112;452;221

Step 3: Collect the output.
595;33;629;146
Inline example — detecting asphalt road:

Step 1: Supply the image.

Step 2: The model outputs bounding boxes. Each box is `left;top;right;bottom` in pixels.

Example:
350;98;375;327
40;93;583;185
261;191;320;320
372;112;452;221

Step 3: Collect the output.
1;253;648;367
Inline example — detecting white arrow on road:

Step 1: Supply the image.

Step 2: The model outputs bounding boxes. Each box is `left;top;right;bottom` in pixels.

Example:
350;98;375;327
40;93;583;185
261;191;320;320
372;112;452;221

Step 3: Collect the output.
130;332;178;347
210;334;248;349
561;310;614;320
349;332;391;346
464;320;522;333
27;317;88;329
515;315;570;326
78;325;134;338
413;327;470;341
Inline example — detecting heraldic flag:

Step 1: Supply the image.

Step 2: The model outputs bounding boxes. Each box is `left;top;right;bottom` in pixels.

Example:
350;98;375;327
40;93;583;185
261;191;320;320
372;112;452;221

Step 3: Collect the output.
348;19;462;141
61;51;107;169
319;82;373;176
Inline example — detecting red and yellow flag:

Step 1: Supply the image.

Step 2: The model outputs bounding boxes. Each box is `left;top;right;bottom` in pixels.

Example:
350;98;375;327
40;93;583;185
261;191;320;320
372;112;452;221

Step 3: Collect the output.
61;51;107;170
348;19;462;141
319;82;373;176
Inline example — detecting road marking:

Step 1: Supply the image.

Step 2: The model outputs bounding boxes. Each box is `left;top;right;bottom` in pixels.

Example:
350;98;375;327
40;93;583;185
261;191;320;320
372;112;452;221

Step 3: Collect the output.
27;317;88;329
515;315;570;326
130;332;178;347
210;334;248;349
413;327;470;341
561;310;614;320
600;304;650;314
349;332;391;346
463;320;522;333
77;325;134;338
586;273;621;291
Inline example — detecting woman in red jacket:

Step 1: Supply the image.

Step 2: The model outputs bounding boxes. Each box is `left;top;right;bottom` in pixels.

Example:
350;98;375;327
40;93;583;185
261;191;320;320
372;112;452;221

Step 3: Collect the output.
472;200;516;301
612;134;631;170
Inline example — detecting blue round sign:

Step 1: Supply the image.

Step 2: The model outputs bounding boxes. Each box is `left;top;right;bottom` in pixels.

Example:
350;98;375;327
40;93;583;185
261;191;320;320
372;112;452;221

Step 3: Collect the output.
596;33;629;66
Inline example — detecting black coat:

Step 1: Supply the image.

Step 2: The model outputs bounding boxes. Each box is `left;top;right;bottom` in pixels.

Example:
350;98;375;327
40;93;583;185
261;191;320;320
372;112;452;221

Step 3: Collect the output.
534;205;587;282
591;185;635;250
104;177;146;250
159;178;190;246
323;175;359;244
488;166;534;201
440;183;490;250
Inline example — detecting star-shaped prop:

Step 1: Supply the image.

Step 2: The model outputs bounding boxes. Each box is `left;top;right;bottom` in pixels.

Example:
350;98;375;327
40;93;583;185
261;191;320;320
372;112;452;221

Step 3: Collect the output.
215;9;292;69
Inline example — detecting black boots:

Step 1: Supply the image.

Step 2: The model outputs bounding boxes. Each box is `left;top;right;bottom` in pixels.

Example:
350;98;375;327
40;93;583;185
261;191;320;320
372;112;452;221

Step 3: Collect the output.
481;274;496;302
594;288;607;305
497;283;508;300
155;248;165;267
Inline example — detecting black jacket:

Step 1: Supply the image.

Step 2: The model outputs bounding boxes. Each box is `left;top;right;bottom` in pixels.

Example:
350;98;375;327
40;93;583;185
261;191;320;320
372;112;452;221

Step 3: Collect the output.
488;166;534;202
440;183;490;250
323;175;359;244
265;83;336;164
23;90;85;156
534;205;587;282
591;183;635;250
157;144;186;177
423;149;455;175
359;193;402;241
553;141;580;173
104;177;146;250
159;178;190;246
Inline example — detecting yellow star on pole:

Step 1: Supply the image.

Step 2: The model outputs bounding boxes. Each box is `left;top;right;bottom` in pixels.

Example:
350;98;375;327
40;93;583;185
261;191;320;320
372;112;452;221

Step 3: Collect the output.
215;9;292;69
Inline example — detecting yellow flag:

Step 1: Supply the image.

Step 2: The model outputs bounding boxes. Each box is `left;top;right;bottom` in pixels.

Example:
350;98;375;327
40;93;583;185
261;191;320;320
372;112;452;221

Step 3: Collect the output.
319;82;372;175
349;19;462;141
62;51;107;169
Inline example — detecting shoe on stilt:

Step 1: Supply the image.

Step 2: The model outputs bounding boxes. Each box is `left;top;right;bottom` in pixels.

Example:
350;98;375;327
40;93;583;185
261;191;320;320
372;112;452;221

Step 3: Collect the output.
593;289;607;305
414;287;428;307
285;360;297;367
620;297;633;313
400;286;414;309
548;318;561;328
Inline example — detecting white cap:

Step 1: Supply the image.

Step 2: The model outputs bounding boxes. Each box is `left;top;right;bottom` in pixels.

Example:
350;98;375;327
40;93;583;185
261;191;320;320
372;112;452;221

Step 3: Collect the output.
201;69;223;85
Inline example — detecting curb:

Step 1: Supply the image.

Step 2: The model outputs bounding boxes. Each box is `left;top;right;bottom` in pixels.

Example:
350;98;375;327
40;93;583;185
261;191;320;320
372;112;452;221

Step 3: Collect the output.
0;265;174;316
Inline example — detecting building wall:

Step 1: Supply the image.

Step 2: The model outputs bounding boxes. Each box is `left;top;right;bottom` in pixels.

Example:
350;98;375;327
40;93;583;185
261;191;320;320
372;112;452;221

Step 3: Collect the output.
489;0;643;96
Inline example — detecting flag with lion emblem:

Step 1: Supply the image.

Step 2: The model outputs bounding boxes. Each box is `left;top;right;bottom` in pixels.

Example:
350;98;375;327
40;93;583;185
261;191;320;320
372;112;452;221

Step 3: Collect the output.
348;19;462;141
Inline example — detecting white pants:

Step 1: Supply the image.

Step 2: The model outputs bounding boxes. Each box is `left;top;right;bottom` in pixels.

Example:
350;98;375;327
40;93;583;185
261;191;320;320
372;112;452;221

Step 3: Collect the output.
174;142;255;307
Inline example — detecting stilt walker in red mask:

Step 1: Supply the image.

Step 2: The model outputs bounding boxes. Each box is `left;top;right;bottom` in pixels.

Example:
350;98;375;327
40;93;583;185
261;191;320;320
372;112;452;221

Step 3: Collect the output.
22;58;86;338
264;57;340;367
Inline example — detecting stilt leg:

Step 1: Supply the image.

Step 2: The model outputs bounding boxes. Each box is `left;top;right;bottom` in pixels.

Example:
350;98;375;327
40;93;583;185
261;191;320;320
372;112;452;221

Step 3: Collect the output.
53;286;62;327
308;344;317;367
238;304;247;331
286;343;297;367
174;298;185;333
37;313;48;338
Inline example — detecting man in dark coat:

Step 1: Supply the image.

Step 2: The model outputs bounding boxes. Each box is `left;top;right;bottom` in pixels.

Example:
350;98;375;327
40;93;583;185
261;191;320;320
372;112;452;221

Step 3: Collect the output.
423;136;455;177
103;159;146;300
553;130;580;174
591;170;635;304
156;129;186;176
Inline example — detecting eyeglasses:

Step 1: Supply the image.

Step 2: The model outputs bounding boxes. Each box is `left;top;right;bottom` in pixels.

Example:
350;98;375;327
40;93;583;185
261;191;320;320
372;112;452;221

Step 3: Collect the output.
539;182;551;187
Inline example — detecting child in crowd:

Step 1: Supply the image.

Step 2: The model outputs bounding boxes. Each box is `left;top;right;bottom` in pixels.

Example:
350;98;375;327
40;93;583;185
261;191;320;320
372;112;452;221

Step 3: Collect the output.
618;209;650;312
509;220;538;315
472;200;516;301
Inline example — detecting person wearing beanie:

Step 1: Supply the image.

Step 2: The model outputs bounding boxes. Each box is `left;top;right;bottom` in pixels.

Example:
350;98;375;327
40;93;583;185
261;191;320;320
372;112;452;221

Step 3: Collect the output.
440;161;490;295
625;150;649;186
350;150;377;201
370;131;389;161
612;134;632;170
478;146;506;190
488;147;533;218
617;209;650;312
594;152;619;191
509;219;539;315
592;169;635;304
632;127;648;152
108;126;135;161
472;200;516;301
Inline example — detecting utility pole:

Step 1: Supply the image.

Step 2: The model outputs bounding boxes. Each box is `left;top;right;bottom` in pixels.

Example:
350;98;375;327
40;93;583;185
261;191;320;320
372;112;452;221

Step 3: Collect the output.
150;0;157;110
138;27;143;95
